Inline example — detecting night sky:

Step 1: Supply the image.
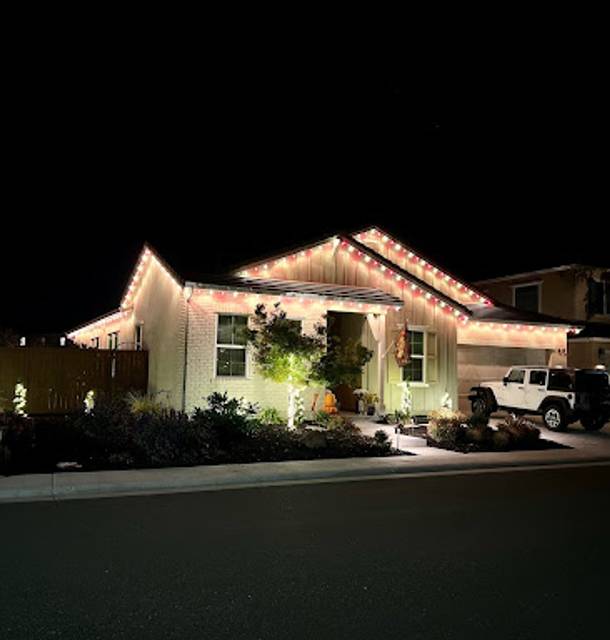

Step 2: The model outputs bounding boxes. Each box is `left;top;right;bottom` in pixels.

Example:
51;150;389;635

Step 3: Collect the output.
2;65;607;334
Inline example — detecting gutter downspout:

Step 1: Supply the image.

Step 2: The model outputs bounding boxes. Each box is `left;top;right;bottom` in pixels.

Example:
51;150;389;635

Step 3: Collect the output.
181;286;193;413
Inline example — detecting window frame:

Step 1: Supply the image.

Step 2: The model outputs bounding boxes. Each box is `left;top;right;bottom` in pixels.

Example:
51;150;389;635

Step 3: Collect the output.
214;314;249;378
401;327;427;386
91;336;100;349
107;331;119;350
512;281;542;313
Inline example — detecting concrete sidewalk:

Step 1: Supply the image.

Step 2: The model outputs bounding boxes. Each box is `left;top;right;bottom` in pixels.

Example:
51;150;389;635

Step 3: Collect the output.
2;425;610;504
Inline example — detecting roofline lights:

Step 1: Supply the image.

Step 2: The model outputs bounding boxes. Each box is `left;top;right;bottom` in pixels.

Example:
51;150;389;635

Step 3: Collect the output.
121;246;182;310
192;285;402;312
360;227;492;306
67;310;128;338
237;235;471;321
463;321;578;334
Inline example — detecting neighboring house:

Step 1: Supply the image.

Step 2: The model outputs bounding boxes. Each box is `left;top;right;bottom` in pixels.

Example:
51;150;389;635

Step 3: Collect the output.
68;227;578;416
476;265;610;371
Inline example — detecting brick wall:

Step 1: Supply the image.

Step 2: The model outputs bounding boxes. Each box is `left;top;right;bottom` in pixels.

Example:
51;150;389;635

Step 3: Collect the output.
183;290;327;416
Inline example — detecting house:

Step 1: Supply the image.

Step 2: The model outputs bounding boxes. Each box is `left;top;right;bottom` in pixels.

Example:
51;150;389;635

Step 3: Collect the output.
68;227;579;416
476;265;610;371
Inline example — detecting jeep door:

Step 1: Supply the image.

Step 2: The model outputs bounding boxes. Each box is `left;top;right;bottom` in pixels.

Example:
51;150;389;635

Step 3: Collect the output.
498;368;527;408
524;369;548;411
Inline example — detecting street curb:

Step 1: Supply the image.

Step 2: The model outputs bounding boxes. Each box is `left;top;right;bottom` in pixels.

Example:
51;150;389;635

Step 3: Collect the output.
2;454;610;504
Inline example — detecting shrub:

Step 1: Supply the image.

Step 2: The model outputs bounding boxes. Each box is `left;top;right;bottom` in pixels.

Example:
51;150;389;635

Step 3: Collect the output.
464;412;493;444
301;429;328;450
374;430;390;445
427;409;466;446
323;426;391;457
131;411;213;467
492;430;512;450
497;415;541;445
258;407;284;426
468;412;490;430
126;392;168;416
312;412;358;431
193;392;259;451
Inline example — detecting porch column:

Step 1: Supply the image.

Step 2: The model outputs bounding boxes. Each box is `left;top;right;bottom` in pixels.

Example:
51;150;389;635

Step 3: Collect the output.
367;313;386;414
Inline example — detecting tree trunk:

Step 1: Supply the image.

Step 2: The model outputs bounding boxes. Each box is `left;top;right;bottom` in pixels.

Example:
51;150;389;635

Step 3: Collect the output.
287;384;298;430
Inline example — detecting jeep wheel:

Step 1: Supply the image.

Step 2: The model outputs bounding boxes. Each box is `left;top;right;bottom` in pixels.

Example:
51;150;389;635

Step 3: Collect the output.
471;398;489;417
543;404;567;431
581;415;607;431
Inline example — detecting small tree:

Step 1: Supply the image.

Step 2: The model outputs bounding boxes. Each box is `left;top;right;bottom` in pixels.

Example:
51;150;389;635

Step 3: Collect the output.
247;304;326;428
312;337;373;391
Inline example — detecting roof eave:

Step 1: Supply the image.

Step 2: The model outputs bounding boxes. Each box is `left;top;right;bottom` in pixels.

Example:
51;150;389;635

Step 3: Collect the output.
341;235;472;316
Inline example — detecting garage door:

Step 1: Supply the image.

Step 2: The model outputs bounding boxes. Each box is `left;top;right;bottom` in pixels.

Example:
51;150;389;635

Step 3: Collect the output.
457;345;552;412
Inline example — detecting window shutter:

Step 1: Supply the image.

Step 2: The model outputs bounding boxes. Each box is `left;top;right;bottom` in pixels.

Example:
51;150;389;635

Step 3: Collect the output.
426;331;438;383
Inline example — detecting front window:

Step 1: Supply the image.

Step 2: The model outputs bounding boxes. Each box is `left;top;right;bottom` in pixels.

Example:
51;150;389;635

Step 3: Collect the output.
402;330;425;383
514;283;540;313
216;315;248;377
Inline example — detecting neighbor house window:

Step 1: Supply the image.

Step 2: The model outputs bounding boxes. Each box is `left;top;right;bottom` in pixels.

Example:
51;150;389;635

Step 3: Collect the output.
107;331;119;350
216;315;247;377
134;324;143;351
402;330;425;383
513;283;541;313
588;280;610;316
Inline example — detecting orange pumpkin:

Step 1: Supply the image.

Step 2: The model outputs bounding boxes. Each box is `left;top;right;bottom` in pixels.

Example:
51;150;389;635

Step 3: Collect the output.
323;391;338;414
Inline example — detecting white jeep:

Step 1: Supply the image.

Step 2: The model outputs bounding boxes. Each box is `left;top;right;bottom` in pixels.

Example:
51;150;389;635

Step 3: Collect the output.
469;366;610;432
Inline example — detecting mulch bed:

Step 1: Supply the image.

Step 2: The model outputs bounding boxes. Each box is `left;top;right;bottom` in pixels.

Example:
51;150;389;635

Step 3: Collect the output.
426;437;572;454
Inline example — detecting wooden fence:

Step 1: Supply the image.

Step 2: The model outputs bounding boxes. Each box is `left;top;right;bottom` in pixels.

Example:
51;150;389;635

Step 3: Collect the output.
0;347;148;414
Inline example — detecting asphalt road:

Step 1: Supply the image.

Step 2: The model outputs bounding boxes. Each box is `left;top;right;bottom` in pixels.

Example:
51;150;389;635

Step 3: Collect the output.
2;465;610;640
